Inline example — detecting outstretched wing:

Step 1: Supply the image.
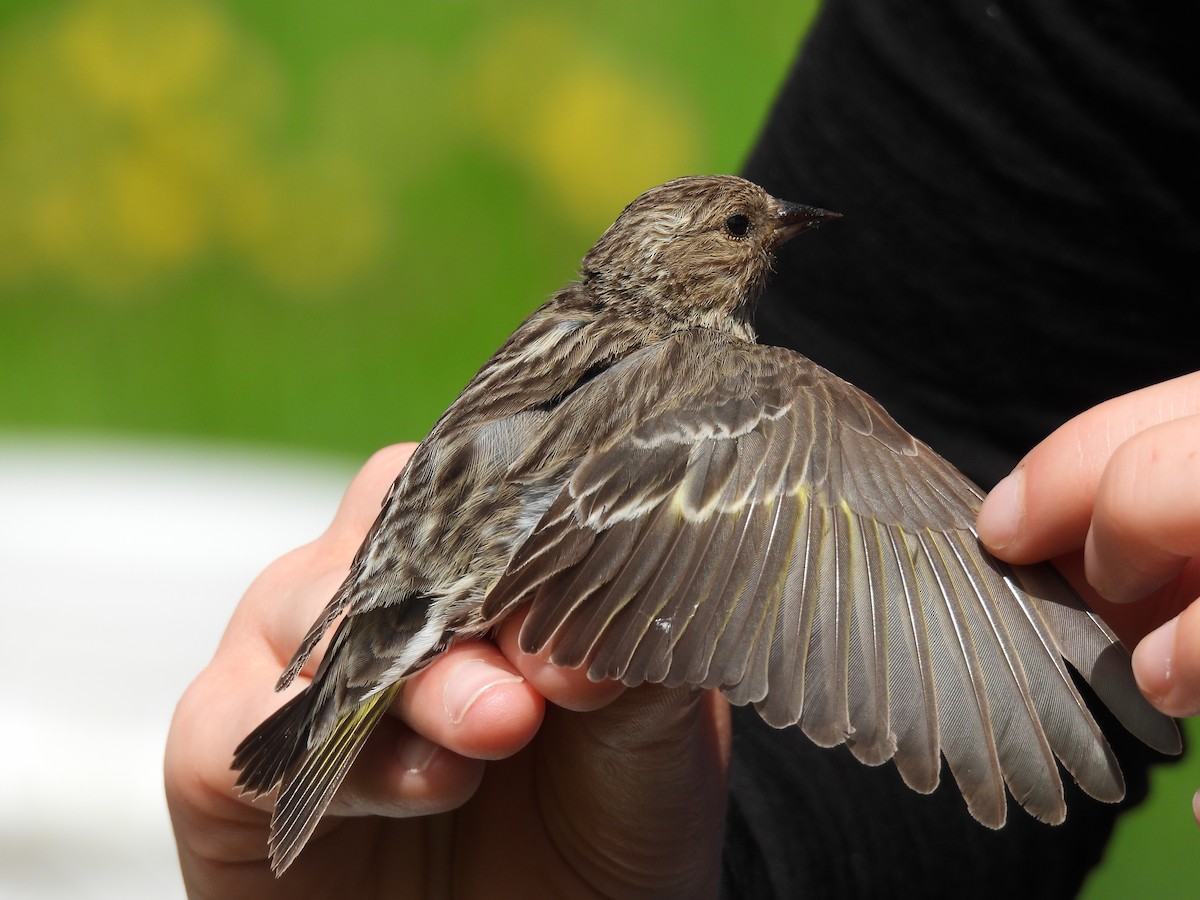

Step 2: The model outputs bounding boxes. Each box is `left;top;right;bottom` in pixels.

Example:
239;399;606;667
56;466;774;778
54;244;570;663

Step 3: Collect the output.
483;332;1179;827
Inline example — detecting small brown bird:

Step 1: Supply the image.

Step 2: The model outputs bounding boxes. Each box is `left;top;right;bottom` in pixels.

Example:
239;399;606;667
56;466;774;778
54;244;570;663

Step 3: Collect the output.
234;175;1180;874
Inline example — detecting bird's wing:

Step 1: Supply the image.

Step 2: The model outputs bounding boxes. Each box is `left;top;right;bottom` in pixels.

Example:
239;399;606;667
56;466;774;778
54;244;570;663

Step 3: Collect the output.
483;331;1179;828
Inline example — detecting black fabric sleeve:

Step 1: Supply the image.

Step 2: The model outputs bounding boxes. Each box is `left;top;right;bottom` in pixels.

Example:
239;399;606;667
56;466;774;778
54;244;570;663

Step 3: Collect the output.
747;0;1200;489
724;1;1198;895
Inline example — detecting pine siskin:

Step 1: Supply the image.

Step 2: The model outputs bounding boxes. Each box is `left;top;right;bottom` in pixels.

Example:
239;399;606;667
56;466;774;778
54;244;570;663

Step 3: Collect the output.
233;175;1181;874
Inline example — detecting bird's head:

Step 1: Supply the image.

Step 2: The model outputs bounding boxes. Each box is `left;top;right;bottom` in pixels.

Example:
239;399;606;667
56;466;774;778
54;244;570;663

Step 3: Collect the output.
581;175;838;334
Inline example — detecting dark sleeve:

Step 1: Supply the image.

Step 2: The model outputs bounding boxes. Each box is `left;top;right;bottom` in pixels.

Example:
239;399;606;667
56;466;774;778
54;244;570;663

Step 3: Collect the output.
747;0;1200;490
724;1;1199;895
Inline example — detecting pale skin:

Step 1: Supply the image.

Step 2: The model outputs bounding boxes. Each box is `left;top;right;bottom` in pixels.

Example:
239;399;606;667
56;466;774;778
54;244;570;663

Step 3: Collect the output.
166;376;1200;898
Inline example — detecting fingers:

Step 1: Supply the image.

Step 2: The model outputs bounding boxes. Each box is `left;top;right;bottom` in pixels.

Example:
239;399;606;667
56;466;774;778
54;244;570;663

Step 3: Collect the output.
494;611;628;712
977;371;1200;566
1136;598;1200;830
324;635;541;820
975;375;1200;654
395;637;542;761
327;712;487;819
389;610;624;762
1133;599;1200;718
1083;415;1200;603
331;612;626;821
976;374;1200;614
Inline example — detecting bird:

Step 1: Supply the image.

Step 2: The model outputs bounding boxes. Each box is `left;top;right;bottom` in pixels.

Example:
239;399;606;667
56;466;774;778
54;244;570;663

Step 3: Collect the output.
232;174;1181;875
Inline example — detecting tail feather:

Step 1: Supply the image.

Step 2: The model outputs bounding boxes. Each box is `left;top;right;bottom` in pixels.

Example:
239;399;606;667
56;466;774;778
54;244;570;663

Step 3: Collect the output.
232;677;402;875
232;689;315;799
267;684;399;875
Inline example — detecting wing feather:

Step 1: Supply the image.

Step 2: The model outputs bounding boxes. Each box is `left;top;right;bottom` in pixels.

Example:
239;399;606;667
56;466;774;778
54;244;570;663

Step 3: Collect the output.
757;489;817;728
716;487;799;705
940;531;1065;822
666;497;766;687
528;512;665;666
881;523;941;793
915;529;1007;826
483;331;1179;828
844;513;894;766
1013;565;1183;756
796;503;853;747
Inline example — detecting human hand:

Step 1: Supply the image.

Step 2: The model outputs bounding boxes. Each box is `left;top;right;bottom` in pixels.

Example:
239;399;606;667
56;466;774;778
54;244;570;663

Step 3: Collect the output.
976;372;1200;822
165;444;729;899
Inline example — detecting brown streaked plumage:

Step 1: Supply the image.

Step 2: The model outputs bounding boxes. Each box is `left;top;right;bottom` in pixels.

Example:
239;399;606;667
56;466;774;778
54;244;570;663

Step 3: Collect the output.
233;175;1181;875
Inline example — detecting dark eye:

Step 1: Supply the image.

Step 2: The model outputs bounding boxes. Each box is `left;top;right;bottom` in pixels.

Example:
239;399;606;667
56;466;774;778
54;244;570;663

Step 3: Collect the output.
724;214;750;238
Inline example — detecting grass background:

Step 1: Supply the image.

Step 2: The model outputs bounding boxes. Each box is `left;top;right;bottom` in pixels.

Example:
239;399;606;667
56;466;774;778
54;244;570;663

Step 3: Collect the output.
0;1;1195;895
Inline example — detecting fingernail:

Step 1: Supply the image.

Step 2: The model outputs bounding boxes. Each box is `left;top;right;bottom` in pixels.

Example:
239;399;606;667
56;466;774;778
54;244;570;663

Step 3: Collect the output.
977;469;1024;551
1192;789;1200;827
1133;616;1177;705
443;658;523;725
398;736;440;774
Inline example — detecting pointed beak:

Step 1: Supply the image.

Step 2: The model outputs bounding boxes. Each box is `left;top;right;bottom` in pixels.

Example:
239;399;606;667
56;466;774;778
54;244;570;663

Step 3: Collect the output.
770;200;842;246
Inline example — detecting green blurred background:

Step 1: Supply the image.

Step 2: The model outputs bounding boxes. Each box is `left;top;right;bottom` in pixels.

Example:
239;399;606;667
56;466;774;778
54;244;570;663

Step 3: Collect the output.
0;0;1195;895
0;0;813;454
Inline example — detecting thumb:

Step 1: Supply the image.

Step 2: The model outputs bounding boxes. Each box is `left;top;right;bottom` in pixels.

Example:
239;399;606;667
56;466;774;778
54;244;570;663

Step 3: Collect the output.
537;684;730;898
497;614;731;899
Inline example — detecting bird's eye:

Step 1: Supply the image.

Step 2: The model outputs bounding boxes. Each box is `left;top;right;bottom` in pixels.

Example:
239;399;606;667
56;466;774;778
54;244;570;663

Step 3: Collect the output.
724;214;751;238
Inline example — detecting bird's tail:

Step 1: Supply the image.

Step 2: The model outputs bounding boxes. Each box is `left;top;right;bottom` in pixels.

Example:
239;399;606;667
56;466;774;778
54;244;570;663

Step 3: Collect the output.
232;681;400;875
232;688;313;799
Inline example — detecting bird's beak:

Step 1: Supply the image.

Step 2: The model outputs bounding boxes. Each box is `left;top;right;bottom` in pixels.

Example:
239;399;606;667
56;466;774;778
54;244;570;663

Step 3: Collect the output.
770;201;842;246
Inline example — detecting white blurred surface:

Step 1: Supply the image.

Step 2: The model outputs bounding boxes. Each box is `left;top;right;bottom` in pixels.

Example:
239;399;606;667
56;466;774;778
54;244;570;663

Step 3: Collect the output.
0;435;355;899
